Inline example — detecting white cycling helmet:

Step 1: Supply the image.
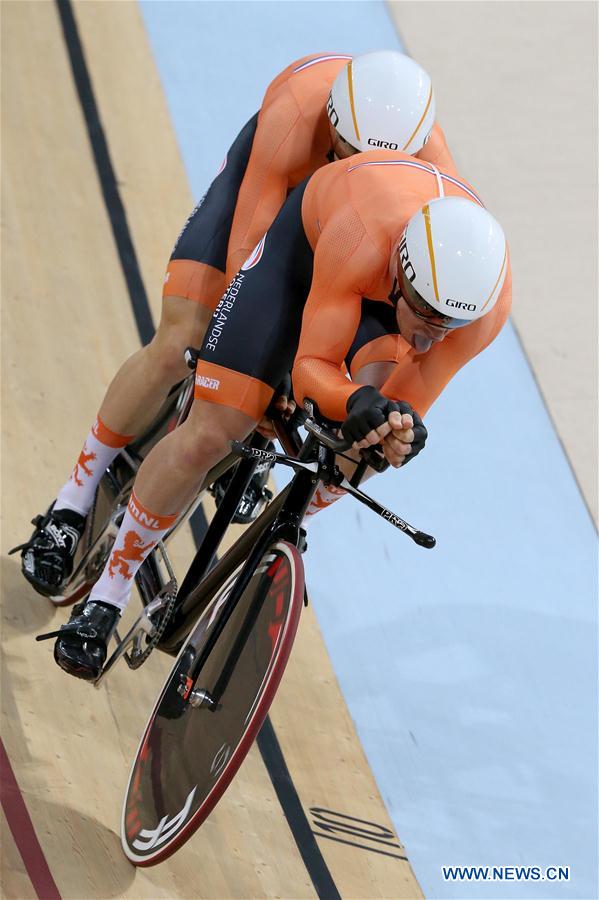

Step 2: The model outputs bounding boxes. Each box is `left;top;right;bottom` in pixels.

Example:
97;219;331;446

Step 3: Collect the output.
327;50;435;154
397;197;507;327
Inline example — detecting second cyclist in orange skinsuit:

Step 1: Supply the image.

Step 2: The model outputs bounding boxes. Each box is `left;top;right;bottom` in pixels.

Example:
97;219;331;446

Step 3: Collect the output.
222;52;456;280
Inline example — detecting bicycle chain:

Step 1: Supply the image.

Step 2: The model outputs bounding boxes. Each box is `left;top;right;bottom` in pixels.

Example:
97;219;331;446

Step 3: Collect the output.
85;490;98;556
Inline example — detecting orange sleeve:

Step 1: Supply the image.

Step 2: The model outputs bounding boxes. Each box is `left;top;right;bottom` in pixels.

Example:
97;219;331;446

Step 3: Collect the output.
292;209;387;422
226;91;312;280
417;122;459;178
380;265;512;417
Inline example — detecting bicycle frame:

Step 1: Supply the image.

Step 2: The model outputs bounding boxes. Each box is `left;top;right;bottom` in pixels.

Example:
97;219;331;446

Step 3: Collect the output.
157;439;323;657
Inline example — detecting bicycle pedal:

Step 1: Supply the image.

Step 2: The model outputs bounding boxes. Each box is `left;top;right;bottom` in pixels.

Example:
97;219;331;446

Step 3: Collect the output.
91;588;175;686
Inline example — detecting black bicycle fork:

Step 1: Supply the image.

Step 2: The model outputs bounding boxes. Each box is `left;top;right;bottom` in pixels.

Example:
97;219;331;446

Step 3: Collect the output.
161;463;320;716
158;465;315;656
157;429;328;673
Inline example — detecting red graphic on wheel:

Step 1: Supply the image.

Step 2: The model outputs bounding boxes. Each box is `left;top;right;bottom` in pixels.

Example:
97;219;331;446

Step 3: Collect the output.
121;541;304;865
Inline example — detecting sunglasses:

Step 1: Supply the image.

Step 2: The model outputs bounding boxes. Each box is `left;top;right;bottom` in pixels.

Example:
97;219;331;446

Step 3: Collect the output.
329;126;360;159
397;268;471;330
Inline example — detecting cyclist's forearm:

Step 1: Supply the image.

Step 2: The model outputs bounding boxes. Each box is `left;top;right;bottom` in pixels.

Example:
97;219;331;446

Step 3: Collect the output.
292;356;358;421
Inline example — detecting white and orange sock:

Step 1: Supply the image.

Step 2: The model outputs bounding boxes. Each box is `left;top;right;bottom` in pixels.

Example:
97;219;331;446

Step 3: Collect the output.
55;416;134;516
88;491;178;613
305;482;347;518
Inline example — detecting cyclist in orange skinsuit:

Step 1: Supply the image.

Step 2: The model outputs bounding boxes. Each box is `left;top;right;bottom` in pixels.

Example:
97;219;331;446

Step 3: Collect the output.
138;151;511;545
192;151;511;424
51;151;511;680
222;52;457;281
293;153;512;421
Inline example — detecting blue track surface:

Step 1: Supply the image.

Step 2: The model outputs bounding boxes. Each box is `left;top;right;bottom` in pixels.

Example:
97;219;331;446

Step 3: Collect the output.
139;3;598;896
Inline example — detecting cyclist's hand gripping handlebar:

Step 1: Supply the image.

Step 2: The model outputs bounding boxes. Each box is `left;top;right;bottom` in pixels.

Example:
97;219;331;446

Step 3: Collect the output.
230;398;435;548
341;387;427;468
302;399;389;473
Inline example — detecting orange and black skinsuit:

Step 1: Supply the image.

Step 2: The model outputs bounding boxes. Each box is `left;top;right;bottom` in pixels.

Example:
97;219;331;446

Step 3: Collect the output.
163;53;457;311
193;151;512;424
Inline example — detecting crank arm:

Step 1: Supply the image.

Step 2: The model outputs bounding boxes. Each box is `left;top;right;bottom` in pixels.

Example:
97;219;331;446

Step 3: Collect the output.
93;587;175;688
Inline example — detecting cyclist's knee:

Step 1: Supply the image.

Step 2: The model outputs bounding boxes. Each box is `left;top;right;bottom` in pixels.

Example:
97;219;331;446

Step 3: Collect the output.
148;298;211;383
179;401;255;471
160;294;213;340
147;328;191;382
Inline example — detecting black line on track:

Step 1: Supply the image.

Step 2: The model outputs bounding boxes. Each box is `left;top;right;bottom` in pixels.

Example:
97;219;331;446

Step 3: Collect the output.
55;0;154;347
258;718;342;900
55;0;209;547
56;4;341;896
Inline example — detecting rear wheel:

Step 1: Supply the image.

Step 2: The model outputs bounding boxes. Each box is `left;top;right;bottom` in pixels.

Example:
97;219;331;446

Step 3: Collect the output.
121;540;304;866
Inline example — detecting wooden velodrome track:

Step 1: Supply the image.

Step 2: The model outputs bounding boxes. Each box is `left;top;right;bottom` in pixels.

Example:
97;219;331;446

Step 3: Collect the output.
1;3;422;898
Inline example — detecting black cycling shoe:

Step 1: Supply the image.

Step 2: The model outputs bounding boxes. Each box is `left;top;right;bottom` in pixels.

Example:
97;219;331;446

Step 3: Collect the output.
53;600;120;681
211;447;274;525
10;506;86;598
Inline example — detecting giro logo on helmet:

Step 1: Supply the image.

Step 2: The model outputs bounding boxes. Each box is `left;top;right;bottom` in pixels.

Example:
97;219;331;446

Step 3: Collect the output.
398;235;416;282
367;138;399;149
328;50;436;154
398;197;507;326
326;93;339;129
446;299;477;311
